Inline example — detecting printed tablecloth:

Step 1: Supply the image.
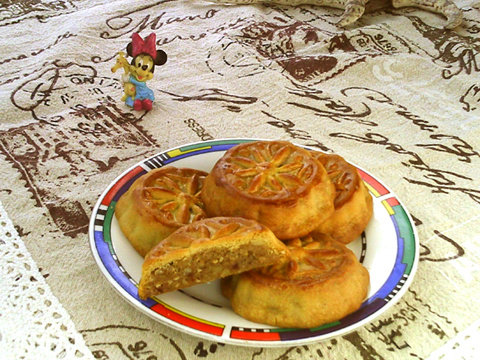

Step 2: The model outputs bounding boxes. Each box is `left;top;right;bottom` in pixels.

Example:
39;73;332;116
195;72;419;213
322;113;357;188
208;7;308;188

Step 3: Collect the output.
1;0;479;359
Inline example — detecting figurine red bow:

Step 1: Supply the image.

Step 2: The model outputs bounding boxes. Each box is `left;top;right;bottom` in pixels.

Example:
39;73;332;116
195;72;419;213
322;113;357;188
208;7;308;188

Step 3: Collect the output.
131;33;157;59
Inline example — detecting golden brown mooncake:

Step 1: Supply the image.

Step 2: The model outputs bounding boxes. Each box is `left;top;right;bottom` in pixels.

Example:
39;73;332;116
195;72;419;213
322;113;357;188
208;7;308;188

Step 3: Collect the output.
310;152;373;244
115;166;208;257
201;141;336;240
221;234;370;328
137;217;289;299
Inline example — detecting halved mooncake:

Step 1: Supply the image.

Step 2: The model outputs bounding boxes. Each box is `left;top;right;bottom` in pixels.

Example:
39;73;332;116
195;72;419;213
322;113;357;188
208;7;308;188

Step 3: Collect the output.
115;166;208;257
138;216;289;299
201;140;336;239
221;233;369;328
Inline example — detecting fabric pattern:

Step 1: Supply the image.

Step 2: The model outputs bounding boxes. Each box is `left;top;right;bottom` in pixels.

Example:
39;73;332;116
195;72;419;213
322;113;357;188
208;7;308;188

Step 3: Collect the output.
0;0;479;359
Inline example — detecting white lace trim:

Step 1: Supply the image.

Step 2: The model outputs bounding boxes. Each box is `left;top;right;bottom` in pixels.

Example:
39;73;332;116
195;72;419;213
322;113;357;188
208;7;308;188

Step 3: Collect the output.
0;201;94;360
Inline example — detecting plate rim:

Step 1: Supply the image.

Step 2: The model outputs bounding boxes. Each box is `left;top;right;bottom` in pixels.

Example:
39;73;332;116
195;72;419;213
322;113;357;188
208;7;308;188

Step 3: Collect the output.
88;137;420;347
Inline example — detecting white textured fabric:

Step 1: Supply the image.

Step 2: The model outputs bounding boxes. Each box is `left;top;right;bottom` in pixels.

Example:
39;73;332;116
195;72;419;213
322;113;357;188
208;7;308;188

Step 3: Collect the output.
0;201;94;360
1;0;480;359
427;319;480;360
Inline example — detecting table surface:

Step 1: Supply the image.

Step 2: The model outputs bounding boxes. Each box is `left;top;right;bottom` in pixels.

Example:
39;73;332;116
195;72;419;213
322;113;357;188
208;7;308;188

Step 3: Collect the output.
1;1;479;359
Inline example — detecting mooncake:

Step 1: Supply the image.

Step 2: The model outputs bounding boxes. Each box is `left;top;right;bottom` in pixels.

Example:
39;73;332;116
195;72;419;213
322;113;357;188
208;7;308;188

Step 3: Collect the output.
115;166;208;256
310;152;373;244
201;141;335;239
222;233;369;328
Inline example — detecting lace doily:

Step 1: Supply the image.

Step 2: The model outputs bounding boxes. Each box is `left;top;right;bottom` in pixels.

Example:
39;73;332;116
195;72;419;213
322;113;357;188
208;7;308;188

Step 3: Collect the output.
0;201;94;360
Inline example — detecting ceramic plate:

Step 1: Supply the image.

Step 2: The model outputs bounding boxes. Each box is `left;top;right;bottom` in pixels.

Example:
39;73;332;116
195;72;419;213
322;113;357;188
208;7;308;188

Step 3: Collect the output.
89;138;419;347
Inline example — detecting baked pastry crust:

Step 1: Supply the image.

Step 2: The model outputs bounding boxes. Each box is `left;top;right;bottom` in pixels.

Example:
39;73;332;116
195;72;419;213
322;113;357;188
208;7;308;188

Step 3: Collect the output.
222;234;369;328
138;217;289;299
115;166;207;257
201;141;335;239
310;152;373;244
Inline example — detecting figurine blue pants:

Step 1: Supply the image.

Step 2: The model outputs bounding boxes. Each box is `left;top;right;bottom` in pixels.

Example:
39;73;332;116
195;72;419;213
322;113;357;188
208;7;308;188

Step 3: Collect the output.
125;76;154;107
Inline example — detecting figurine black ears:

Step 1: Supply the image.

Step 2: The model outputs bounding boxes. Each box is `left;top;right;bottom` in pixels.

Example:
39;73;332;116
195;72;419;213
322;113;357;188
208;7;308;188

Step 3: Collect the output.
153;49;167;66
126;33;167;71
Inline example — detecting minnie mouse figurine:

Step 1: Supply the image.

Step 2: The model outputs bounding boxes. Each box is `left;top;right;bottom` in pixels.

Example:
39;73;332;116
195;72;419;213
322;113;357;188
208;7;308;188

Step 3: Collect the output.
112;33;167;111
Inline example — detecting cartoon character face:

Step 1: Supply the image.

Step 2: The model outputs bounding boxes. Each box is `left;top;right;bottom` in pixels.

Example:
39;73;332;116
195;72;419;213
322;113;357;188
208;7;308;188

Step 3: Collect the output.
131;54;156;82
125;33;168;83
